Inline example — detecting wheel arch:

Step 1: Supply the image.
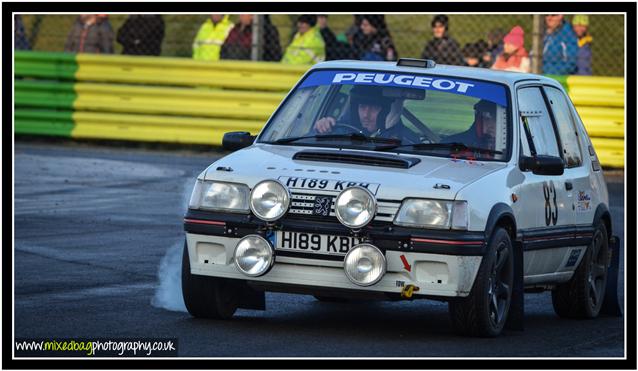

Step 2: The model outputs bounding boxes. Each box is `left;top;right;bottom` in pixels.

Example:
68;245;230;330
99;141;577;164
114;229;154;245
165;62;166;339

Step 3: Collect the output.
593;203;612;237
484;203;517;242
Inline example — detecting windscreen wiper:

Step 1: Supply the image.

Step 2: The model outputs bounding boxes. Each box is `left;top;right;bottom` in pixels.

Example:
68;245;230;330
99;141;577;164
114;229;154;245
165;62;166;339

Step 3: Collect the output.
266;133;401;145
376;142;503;155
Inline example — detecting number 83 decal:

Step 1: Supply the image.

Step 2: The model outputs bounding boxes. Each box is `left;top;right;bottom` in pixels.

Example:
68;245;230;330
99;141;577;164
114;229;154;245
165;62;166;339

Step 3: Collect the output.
542;180;558;226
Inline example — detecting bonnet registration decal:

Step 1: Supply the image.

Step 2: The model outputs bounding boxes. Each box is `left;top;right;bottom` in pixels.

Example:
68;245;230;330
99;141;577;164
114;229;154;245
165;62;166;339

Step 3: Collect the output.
278;176;380;194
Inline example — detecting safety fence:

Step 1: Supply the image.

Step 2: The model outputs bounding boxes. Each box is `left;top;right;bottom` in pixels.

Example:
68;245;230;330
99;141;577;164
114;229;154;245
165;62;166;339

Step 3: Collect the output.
14;51;624;167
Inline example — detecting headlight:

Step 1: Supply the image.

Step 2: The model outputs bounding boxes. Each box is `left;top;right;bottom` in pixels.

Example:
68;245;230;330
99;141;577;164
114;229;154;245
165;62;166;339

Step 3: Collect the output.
335;187;377;229
188;179;249;213
343;244;386;286
234;235;274;277
249;180;290;222
394;199;468;230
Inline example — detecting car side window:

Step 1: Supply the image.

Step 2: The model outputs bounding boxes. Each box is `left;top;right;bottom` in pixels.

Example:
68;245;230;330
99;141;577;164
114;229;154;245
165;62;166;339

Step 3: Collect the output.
517;87;560;157
543;86;583;167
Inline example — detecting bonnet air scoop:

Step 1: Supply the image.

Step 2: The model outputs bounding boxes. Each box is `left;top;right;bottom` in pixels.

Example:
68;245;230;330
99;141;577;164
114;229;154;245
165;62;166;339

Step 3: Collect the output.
293;149;421;169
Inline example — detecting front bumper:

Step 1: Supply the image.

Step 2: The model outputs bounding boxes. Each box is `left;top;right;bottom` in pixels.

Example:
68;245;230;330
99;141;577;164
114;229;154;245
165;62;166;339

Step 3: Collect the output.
184;210;486;298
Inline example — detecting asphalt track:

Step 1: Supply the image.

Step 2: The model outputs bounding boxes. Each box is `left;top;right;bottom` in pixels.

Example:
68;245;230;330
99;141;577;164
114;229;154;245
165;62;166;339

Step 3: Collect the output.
13;141;625;357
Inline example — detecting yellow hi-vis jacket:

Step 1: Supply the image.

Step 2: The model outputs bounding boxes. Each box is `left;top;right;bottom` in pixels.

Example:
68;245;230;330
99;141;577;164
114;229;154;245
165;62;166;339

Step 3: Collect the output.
192;16;234;61
282;27;325;65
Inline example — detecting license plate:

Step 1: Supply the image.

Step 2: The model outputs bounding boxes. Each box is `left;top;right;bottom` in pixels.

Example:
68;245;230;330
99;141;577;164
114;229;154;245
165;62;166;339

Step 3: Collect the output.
275;231;361;256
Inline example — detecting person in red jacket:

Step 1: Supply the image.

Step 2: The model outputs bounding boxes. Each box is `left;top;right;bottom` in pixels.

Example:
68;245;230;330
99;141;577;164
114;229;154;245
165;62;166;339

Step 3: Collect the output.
491;26;530;73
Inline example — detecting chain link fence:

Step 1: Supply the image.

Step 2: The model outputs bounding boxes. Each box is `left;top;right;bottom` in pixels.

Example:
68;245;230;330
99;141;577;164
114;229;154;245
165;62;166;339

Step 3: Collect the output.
15;13;624;76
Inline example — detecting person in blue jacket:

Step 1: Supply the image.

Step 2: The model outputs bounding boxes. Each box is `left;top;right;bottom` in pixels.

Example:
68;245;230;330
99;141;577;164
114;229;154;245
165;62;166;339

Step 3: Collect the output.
542;14;579;75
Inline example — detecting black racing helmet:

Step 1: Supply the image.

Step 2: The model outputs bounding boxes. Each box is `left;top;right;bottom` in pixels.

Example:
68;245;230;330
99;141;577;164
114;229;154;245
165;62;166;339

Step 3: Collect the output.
348;85;392;129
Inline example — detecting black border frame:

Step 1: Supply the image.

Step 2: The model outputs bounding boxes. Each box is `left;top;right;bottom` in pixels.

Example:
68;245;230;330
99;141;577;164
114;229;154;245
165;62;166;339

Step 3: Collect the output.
3;2;636;369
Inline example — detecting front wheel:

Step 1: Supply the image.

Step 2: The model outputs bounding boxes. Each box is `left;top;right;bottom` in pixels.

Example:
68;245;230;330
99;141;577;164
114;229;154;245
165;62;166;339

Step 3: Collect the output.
448;227;514;337
551;222;609;318
181;241;239;319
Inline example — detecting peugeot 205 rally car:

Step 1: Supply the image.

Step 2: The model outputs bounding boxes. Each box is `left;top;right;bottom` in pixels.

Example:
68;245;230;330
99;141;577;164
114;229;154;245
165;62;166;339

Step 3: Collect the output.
182;58;619;337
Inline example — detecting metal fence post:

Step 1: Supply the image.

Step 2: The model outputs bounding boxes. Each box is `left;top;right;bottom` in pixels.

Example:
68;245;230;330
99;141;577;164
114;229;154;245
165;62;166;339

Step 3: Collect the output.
251;14;262;61
531;14;544;74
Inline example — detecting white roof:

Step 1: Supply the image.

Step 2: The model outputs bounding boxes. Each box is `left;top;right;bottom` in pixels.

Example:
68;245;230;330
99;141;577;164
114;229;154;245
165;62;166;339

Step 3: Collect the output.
310;60;563;88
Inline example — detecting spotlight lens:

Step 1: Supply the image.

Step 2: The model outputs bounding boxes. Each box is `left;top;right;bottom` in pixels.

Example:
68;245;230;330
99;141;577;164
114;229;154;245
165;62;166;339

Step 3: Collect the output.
234;235;274;277
249;180;290;221
335;187;377;228
343;244;386;286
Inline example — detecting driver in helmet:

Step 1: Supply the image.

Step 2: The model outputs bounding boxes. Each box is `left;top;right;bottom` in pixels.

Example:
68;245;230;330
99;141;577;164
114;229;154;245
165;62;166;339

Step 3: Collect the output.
313;85;419;143
442;99;498;150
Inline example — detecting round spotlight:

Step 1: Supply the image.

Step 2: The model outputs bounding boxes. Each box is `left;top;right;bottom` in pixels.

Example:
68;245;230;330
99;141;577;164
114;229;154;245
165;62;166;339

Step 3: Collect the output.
343;244;386;286
233;235;274;277
335;187;377;229
249;180;291;222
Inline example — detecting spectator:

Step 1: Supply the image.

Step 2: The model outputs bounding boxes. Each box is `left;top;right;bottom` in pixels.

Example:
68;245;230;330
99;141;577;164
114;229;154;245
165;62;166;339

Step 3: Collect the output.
64;14;114;53
352;15;397;61
421;14;463;65
15;14;30;50
484;28;505;67
572;15;593;75
317;15;353;60
192;15;233;62
345;15;365;49
282;15;325;65
491;26;530;73
462;41;489;68
116;15;165;56
220;14;254;60
262;15;283;61
542;14;579;75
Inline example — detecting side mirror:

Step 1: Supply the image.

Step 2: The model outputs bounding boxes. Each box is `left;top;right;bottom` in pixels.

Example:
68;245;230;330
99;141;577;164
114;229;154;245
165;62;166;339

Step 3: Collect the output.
520;155;565;176
222;131;255;151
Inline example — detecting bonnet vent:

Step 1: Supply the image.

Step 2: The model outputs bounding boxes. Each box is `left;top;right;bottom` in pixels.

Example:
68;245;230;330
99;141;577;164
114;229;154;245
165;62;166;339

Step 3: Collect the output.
293;149;420;169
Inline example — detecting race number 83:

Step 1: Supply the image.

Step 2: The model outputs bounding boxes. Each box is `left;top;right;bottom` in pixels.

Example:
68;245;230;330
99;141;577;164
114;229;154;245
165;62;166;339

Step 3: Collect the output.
543;180;558;226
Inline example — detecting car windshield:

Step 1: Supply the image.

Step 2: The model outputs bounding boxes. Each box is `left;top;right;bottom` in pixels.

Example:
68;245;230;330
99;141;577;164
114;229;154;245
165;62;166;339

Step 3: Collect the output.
258;69;511;161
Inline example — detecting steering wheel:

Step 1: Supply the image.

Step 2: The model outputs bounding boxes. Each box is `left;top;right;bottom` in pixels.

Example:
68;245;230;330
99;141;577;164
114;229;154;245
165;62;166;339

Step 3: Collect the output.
331;123;364;134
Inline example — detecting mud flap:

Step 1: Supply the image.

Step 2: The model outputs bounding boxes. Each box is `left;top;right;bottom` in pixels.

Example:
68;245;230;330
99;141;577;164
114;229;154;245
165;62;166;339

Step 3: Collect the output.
238;281;266;310
600;236;622;316
505;240;524;331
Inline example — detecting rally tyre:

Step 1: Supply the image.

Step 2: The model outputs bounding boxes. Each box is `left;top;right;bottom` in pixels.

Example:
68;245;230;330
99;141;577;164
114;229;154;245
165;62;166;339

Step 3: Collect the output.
448;227;514;337
181;241;239;319
551;222;609;319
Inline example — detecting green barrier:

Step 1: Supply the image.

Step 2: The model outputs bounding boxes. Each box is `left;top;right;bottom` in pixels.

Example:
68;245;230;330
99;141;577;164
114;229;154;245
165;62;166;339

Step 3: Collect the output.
14;109;75;137
14;51;624;167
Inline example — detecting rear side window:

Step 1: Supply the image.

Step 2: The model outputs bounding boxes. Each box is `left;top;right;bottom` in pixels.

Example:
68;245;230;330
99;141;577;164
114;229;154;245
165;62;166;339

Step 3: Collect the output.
517;87;560;157
544;86;583;167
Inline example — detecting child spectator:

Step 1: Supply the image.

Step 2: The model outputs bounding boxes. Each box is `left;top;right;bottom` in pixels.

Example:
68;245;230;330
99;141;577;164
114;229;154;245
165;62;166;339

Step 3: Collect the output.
491;26;530;73
572;15;593;75
282;15;325;65
483;28;505;67
421;14;463;65
64;14;114;54
352;14;397;61
192;15;233;62
116;15;165;56
462;41;489;68
542;14;579;75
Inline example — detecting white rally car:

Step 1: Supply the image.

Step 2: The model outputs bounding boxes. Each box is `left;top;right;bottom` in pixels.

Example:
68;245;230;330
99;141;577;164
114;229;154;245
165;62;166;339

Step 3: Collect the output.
182;59;618;337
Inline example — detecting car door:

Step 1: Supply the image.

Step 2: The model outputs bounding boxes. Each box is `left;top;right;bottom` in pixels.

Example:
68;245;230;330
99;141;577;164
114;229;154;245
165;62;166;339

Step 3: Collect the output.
513;85;574;280
542;85;595;227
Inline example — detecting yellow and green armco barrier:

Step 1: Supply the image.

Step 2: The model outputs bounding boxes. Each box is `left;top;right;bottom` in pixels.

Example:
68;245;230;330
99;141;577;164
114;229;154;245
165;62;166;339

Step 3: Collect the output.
14;51;624;167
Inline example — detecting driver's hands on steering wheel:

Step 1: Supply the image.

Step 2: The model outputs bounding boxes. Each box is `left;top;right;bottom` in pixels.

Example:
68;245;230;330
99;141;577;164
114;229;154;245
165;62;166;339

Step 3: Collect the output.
314;117;336;134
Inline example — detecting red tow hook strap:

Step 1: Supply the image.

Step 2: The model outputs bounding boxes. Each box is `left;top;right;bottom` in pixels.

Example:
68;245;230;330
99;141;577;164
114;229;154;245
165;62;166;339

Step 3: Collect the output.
400;254;412;272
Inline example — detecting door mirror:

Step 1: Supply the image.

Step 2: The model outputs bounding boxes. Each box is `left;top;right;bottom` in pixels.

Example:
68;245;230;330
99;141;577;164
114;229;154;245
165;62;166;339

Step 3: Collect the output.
222;131;255;151
520;155;565;176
